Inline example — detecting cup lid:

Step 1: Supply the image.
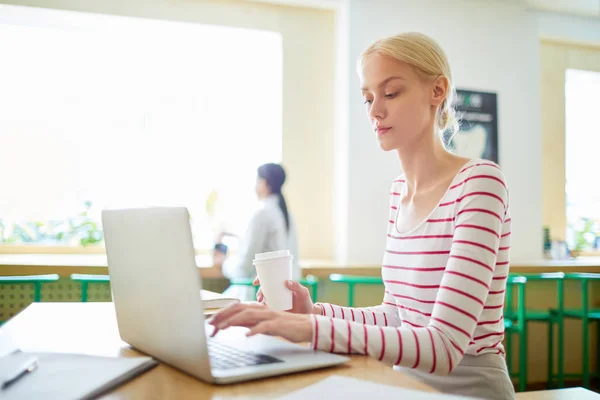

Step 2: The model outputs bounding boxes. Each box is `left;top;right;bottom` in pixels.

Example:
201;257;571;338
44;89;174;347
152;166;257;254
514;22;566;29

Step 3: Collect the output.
253;249;292;263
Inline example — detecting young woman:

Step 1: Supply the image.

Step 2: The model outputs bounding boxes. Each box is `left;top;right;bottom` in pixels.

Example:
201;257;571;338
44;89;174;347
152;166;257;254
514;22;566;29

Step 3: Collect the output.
210;32;513;399
215;163;300;300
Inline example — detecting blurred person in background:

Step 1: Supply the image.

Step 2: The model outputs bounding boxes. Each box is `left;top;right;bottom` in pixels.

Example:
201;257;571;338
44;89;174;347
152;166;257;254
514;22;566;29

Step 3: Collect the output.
214;163;299;300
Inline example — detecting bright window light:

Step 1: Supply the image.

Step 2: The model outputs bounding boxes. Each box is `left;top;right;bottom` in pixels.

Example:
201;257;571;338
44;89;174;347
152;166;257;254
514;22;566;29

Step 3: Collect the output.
0;5;282;250
565;68;600;251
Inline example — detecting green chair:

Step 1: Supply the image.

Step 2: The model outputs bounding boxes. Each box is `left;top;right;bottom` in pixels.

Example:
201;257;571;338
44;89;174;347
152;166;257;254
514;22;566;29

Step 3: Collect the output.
504;272;566;391
228;275;320;302
0;274;60;324
548;273;600;389
328;274;383;307
70;274;110;302
504;275;528;392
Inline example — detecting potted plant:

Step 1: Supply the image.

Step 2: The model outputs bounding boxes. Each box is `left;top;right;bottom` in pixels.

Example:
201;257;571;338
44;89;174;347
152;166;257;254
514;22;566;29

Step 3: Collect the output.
570;217;595;258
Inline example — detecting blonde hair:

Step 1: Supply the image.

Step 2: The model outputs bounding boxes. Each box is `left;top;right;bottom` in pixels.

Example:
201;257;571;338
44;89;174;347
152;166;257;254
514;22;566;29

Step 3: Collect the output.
360;32;459;136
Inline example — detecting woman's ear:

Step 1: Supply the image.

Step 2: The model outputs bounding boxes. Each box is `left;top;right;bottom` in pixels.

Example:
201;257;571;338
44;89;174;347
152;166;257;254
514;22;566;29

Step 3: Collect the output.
431;76;449;107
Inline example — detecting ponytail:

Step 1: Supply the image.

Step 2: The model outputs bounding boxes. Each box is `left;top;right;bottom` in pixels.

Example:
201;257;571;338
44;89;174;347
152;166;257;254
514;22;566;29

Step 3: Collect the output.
276;192;290;232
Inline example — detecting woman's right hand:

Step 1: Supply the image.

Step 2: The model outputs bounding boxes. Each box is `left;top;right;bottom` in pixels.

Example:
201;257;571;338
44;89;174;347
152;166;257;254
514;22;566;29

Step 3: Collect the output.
254;277;321;315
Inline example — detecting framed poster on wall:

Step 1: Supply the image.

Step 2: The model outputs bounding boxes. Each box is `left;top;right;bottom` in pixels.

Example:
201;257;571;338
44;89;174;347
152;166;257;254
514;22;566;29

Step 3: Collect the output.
445;89;498;163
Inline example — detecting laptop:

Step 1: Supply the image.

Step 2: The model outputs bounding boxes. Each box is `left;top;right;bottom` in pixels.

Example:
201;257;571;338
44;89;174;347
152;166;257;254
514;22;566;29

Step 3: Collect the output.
101;206;349;384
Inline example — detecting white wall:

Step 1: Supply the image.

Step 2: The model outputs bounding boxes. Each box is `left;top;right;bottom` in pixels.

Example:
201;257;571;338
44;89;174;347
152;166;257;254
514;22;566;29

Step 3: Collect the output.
341;0;543;263
537;10;600;45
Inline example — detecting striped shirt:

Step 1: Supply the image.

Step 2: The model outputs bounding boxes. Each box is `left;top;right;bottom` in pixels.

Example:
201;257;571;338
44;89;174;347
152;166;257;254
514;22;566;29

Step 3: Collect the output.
311;159;511;375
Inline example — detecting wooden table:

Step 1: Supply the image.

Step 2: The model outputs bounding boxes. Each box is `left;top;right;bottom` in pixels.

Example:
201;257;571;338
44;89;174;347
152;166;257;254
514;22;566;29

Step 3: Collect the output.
0;303;434;399
2;303;600;399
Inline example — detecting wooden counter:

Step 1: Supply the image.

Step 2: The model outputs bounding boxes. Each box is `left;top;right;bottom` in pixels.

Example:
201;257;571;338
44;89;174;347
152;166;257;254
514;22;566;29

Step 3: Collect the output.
300;258;600;276
0;253;223;279
2;254;600;278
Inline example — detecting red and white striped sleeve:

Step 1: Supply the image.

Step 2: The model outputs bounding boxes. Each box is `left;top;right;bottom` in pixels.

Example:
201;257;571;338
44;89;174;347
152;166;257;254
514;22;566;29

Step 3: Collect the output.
314;292;401;327
311;175;403;328
309;164;509;375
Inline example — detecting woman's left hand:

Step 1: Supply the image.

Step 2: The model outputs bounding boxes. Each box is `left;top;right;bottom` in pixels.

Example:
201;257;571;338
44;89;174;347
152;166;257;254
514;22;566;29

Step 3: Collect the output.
208;303;313;343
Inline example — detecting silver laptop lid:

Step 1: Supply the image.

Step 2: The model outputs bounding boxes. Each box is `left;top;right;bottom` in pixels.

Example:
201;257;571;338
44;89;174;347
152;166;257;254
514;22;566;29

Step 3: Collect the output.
102;207;213;382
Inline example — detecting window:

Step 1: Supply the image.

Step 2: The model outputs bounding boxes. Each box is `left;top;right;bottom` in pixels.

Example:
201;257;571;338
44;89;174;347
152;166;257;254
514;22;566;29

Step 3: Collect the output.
0;5;282;251
565;68;600;253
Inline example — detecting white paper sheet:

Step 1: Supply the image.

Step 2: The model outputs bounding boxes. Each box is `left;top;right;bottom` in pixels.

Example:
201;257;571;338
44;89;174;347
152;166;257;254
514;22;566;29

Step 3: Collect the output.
279;375;479;399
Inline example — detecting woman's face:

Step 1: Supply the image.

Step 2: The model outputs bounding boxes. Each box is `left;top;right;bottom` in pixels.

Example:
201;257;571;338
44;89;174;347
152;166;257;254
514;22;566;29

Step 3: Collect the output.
359;53;442;151
255;176;269;199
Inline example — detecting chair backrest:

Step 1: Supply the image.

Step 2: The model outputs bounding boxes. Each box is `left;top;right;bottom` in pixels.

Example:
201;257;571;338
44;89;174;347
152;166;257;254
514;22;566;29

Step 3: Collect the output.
0;274;59;324
328;274;382;307
329;274;383;285
508;272;566;312
506;275;527;323
564;273;600;312
0;274;59;301
70;274;110;302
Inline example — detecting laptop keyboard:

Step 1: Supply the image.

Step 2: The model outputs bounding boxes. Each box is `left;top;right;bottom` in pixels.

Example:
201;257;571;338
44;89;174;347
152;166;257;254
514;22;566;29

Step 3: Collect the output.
207;338;283;370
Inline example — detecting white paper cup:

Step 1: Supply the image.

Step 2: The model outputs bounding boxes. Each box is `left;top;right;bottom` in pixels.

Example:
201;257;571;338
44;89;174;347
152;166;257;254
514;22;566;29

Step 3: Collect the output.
253;249;293;311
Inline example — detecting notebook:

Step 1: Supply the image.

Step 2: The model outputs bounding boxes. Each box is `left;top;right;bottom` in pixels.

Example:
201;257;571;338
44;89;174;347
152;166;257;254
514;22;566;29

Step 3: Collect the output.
201;289;240;310
279;376;478;399
0;351;157;400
